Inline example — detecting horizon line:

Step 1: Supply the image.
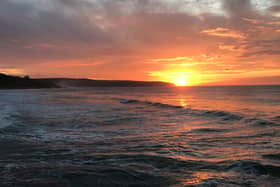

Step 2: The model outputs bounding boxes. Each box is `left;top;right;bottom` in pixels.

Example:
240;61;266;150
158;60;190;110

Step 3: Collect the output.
1;73;279;87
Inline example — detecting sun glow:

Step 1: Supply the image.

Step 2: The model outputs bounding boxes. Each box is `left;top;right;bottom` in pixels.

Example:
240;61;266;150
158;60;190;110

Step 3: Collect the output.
174;75;189;86
149;71;198;86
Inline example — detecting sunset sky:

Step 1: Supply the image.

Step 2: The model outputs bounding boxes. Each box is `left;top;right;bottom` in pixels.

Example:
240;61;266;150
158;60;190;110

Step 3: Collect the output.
0;0;279;85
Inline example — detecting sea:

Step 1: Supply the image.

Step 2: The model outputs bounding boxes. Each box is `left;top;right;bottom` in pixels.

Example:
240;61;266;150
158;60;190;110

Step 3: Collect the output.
0;86;280;187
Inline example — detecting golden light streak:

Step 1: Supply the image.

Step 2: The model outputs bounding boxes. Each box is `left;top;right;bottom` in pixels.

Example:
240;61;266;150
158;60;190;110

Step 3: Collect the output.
0;68;25;75
149;71;200;86
201;27;245;39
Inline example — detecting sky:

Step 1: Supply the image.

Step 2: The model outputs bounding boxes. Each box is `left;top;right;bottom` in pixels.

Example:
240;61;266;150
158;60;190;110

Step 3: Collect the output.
0;0;279;85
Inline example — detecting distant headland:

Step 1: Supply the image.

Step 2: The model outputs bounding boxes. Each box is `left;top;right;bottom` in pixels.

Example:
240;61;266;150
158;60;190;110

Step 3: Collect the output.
0;73;58;89
0;73;173;89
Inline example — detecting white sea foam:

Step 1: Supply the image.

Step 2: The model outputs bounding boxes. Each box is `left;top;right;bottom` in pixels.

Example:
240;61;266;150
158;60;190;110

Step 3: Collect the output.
0;104;14;129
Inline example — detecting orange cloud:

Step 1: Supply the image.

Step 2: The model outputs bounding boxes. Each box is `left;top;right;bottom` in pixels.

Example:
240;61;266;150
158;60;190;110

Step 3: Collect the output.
201;27;245;39
242;18;262;24
55;62;102;67
151;57;191;63
267;21;280;25
219;45;238;51
0;68;25;75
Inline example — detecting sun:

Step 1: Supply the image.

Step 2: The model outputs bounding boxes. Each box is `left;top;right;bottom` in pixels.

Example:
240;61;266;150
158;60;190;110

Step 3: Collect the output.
174;75;189;86
149;71;197;86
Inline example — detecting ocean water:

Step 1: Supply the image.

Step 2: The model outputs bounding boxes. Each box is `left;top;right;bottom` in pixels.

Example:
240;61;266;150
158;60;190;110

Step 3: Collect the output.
0;86;280;187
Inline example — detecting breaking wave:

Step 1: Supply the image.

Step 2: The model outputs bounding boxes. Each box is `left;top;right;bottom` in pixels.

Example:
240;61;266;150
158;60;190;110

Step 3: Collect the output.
0;105;15;130
120;99;183;109
119;98;279;127
228;160;280;177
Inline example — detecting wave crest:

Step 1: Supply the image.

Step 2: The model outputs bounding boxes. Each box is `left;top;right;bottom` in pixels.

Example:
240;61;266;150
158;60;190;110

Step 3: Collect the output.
119;98;242;121
228;160;280;177
120;99;183;109
119;98;280;127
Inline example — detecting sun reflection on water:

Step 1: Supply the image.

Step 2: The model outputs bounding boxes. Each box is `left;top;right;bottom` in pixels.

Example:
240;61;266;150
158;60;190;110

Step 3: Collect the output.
182;172;235;186
179;98;188;107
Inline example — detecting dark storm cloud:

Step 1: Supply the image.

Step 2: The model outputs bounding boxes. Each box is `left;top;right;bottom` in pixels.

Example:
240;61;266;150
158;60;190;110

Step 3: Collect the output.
0;0;97;42
0;0;116;60
0;0;204;63
0;0;276;56
268;5;280;12
218;0;280;60
223;0;254;17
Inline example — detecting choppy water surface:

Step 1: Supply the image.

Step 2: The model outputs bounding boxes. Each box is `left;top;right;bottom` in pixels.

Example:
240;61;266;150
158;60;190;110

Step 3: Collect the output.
0;86;280;187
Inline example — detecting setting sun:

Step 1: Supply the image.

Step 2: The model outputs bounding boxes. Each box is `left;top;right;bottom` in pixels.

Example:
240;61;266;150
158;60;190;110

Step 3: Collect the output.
149;71;198;86
174;75;188;86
